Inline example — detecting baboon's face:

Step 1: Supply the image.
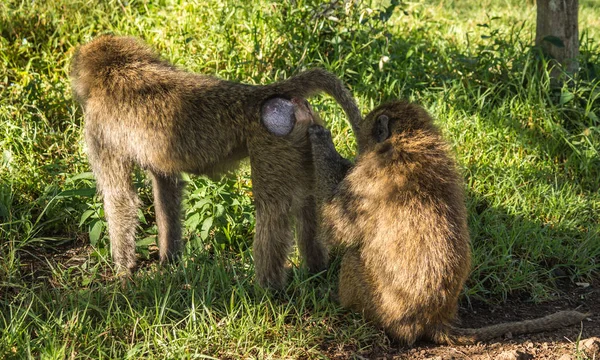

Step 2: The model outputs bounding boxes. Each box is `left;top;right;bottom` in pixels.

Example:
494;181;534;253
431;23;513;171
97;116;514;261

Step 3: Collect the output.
356;100;433;153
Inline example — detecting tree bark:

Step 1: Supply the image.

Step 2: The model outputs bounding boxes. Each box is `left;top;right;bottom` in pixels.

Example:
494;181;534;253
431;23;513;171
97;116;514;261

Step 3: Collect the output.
535;0;579;76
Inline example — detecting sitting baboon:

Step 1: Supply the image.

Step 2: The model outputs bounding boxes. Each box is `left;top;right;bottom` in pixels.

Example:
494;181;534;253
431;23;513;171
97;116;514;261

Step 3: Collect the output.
308;100;588;344
70;35;361;289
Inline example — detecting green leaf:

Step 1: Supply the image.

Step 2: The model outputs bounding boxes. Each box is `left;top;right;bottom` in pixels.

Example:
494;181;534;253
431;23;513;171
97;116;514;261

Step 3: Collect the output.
57;188;96;198
560;91;574;105
185;213;200;230
91;247;109;259
89;220;104;246
2;150;12;166
79;209;95;227
192;198;212;210
0;202;8;218
137;209;147;225
67;172;96;182
136;236;156;247
215;204;225;217
201;216;214;240
328;35;342;45
543;35;565;48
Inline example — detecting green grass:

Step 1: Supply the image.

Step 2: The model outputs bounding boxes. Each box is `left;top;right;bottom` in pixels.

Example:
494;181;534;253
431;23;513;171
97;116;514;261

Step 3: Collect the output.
1;0;599;357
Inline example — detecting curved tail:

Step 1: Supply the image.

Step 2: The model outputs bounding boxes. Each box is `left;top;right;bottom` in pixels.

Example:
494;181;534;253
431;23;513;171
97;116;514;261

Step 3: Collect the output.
261;68;362;134
435;310;589;345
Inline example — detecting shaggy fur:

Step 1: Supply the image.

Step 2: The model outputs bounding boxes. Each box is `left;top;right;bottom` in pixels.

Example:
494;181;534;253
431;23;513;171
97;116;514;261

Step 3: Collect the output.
309;100;588;344
70;35;361;288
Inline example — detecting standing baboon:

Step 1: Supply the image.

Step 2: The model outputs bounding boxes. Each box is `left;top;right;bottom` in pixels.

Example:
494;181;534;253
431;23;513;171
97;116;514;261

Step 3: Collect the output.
308;100;588;344
70;35;361;289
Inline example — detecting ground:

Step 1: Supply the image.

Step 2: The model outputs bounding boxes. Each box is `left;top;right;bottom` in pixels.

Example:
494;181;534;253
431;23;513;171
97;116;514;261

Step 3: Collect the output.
320;283;599;360
18;241;599;360
364;292;596;359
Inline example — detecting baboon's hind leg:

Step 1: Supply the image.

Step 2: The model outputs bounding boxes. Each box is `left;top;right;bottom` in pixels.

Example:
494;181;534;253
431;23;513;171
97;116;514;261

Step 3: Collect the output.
150;171;185;264
338;248;371;311
340;248;422;345
295;195;328;274
247;136;300;289
90;153;140;275
253;197;294;289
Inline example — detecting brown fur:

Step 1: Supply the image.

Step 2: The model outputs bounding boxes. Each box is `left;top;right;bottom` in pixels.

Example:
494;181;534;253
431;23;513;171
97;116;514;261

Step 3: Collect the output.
70;35;361;289
309;100;589;345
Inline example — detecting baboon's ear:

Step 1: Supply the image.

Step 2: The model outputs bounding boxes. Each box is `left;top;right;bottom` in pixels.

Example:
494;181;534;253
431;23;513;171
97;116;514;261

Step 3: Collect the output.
374;114;390;142
261;97;295;136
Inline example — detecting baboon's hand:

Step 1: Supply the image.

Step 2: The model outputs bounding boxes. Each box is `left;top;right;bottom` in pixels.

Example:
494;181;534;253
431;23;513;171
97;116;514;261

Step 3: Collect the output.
309;125;341;162
309;124;351;199
308;124;333;145
308;124;326;135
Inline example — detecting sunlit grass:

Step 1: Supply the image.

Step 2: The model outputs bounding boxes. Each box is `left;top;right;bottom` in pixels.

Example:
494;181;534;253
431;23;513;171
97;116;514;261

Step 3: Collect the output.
1;0;598;357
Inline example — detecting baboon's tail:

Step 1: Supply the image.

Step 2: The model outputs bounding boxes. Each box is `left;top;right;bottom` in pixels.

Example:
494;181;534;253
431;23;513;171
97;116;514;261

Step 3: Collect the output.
434;310;589;345
262;68;362;134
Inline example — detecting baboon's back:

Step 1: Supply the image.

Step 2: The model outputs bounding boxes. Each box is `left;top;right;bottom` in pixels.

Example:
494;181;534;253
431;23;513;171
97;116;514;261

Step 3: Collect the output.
70;36;252;173
71;35;170;103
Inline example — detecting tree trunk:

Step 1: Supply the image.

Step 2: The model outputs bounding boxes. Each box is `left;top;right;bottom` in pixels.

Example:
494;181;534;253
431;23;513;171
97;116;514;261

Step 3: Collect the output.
535;0;579;76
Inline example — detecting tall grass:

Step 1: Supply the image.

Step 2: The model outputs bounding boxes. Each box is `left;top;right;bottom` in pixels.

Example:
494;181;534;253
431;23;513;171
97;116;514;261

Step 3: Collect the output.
1;0;599;357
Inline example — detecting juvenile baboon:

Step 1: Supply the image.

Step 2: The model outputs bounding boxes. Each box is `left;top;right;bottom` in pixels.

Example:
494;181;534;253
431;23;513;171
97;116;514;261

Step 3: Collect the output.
308;100;589;345
70;35;361;288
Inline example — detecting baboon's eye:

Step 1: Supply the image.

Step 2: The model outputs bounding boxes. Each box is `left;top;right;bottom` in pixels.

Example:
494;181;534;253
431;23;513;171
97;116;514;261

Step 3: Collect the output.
374;114;390;142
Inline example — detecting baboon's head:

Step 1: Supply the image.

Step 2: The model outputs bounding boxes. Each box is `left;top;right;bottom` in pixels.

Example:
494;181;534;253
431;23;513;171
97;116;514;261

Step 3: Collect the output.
70;36;163;95
356;100;436;153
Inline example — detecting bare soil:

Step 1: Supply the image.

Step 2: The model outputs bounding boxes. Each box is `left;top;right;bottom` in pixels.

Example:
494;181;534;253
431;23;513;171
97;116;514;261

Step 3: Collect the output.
322;281;599;360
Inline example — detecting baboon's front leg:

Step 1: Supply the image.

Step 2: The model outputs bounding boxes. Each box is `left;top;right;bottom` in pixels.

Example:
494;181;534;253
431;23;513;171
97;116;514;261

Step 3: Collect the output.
150;171;185;264
295;195;328;274
90;155;140;275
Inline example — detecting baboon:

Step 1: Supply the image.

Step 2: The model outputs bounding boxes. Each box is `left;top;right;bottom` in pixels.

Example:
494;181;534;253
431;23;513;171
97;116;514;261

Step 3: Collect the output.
70;35;362;289
308;100;589;345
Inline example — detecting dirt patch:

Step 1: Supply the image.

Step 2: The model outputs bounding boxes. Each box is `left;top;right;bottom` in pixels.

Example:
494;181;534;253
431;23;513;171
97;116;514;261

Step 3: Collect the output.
327;282;598;359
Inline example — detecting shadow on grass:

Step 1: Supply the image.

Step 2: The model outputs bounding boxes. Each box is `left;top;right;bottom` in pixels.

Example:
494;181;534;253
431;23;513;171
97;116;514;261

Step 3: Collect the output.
0;240;362;357
466;189;599;303
292;5;599;189
294;6;600;300
1;2;599;356
1;183;597;358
